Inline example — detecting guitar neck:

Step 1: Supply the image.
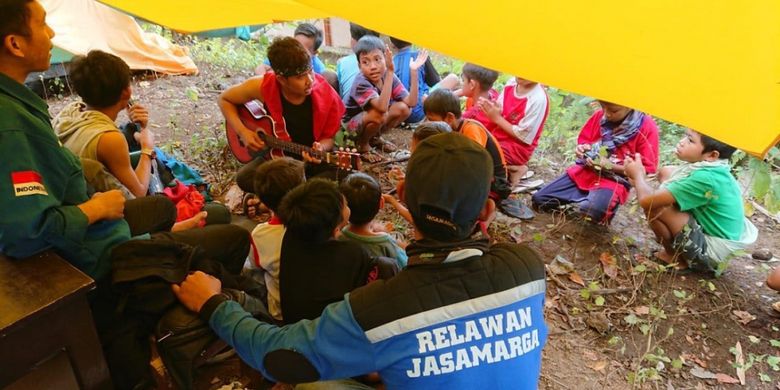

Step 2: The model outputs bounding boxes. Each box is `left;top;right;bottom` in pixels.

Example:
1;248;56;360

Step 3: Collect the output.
262;135;319;158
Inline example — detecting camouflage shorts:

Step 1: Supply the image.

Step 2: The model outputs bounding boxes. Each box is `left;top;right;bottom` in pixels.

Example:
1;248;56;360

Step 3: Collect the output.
672;217;716;272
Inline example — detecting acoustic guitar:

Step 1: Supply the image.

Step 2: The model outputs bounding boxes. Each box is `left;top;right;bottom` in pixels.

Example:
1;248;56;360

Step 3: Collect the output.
226;100;360;171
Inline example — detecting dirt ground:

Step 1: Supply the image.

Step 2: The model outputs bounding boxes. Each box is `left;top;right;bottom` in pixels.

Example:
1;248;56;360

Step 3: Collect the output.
45;63;780;389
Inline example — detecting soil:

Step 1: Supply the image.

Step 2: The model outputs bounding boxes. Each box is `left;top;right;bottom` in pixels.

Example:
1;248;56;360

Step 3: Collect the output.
45;62;780;390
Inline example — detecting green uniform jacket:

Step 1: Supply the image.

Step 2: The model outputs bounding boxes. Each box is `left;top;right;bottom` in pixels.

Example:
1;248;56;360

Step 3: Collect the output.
0;73;130;280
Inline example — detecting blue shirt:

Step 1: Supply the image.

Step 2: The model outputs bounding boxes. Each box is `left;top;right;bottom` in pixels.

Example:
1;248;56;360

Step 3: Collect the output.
393;47;436;123
337;55;360;102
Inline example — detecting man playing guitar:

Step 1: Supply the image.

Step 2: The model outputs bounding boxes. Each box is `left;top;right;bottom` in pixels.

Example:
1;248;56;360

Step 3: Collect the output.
219;37;346;195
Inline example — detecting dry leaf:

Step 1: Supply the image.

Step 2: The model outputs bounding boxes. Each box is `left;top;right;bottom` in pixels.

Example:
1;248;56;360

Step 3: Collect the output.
734;341;745;385
569;272;586;287
690;366;716;379
732;310;756;325
634;306;650;315
589;360;608;371
599;252;619;279
715;373;739;384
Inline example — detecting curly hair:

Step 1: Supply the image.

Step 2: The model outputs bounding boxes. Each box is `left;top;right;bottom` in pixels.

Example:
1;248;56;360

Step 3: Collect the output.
267;36;311;77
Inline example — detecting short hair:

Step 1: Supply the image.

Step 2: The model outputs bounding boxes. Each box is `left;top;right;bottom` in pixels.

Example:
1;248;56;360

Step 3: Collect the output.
253;158;305;212
699;131;737;159
339;172;381;225
267;36;311;77
69;50;130;108
349;23;378;41
277;179;345;244
0;0;33;45
354;35;385;62
462;63;498;91
294;22;323;52
413;121;451;143
389;36;411;50
423;89;462;119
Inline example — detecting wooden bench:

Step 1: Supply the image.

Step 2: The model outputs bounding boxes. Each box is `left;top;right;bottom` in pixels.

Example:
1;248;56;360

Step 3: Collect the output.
0;251;111;390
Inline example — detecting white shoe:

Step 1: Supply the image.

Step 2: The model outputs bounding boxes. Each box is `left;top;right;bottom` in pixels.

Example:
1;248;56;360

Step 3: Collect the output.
521;170;535;180
512;179;544;194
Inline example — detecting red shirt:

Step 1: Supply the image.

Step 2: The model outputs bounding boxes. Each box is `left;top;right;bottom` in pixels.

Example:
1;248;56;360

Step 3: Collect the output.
566;110;659;204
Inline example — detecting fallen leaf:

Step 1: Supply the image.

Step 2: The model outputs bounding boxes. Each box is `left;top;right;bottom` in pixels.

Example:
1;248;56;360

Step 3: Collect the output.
634;306;650;315
599;252;619;279
682;353;708;368
733;310;756;325
551;255;575;272
735;341;746;385
569;272;586;287
715;373;740;384
589;360;608;371
690;366;716;379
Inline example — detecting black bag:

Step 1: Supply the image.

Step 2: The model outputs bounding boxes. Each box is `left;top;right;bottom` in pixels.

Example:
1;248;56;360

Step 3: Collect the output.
111;239;198;315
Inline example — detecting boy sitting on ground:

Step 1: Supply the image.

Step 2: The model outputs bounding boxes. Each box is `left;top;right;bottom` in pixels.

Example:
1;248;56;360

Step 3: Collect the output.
459;63;499;120
424;89;534;220
624;129;757;274
247;158;305;322
342;36;428;162
338;172;408;269
532;101;659;224
383;121;451;227
477;77;550;190
276;178;398;323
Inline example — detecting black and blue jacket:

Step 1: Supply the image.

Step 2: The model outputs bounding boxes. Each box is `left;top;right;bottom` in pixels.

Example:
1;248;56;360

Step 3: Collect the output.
203;240;547;389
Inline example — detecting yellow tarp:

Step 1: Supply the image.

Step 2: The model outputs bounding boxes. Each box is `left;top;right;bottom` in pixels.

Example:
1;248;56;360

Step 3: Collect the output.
97;0;329;34
97;0;780;157
44;0;197;74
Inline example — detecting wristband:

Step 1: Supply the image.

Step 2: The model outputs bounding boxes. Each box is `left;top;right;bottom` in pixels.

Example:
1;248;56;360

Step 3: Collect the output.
140;148;154;158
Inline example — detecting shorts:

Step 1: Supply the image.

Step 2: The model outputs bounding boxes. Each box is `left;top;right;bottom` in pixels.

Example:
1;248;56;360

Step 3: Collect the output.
672;217;716;272
343;111;367;134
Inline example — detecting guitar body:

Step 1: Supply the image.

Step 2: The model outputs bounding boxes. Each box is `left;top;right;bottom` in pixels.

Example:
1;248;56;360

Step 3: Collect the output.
225;100;360;171
226;100;286;164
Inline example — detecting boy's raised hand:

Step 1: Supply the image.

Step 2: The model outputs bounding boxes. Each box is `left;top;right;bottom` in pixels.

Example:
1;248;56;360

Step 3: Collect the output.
384;45;395;73
409;49;429;71
623;153;646;179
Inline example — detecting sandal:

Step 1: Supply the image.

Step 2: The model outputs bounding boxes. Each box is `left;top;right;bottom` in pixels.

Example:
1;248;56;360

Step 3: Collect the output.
370;137;398;153
360;149;385;163
498;198;535;220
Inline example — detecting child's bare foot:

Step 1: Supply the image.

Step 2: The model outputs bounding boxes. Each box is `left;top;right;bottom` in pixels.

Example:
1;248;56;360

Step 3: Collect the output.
654;250;689;270
172;211;208;231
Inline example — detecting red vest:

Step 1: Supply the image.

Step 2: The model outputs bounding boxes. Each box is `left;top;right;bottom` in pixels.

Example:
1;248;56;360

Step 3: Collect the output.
260;72;344;142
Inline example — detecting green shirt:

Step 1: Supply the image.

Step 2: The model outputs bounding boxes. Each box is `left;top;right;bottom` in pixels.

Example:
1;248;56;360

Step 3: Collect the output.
338;227;408;269
665;164;744;240
0;72;130;280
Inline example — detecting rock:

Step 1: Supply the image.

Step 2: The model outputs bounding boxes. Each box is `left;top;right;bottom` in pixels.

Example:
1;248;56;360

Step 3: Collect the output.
752;248;773;261
586;312;611;334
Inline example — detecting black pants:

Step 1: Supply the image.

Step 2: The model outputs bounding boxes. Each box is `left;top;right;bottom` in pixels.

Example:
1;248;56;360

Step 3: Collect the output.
94;198;250;389
124;195;232;237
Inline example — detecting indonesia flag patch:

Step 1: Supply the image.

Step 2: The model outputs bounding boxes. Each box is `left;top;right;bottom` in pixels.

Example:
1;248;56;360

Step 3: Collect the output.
12;171;48;197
